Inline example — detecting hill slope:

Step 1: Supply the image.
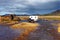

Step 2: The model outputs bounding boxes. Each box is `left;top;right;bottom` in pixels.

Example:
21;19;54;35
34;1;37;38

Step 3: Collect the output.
44;10;60;16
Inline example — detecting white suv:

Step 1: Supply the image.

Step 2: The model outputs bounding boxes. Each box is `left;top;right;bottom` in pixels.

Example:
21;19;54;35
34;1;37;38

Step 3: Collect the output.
28;16;38;23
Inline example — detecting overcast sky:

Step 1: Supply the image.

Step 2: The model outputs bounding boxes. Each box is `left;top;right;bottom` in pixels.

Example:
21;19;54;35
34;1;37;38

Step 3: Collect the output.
0;0;60;15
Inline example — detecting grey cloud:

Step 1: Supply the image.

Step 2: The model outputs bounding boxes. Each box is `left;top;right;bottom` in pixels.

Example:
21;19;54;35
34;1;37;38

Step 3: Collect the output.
0;0;60;15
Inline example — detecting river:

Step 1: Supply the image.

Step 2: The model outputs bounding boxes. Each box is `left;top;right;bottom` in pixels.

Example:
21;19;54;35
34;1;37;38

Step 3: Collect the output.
0;20;60;40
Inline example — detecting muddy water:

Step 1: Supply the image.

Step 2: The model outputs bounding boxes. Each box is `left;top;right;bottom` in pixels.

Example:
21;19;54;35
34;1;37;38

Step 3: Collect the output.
0;25;22;40
0;20;60;40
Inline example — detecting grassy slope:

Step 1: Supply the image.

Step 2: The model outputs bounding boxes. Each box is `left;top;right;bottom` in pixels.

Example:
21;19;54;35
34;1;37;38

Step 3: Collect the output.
44;10;60;16
39;16;60;20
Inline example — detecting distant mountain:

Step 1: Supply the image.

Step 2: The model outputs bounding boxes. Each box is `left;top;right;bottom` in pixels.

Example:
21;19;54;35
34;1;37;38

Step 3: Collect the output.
44;10;60;16
2;14;31;16
32;14;41;16
16;14;31;16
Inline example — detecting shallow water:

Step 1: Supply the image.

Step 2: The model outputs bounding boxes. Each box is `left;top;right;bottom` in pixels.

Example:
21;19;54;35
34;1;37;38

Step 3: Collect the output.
0;20;60;40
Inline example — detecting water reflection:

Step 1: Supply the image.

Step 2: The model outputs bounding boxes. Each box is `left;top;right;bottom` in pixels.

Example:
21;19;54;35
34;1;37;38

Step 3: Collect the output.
0;25;21;40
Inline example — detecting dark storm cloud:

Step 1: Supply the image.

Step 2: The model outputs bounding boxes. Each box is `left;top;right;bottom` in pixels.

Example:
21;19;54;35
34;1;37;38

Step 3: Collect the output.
0;0;60;15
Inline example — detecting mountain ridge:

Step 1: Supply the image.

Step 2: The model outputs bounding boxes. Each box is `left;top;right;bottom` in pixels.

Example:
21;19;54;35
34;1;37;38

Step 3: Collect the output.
44;10;60;16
